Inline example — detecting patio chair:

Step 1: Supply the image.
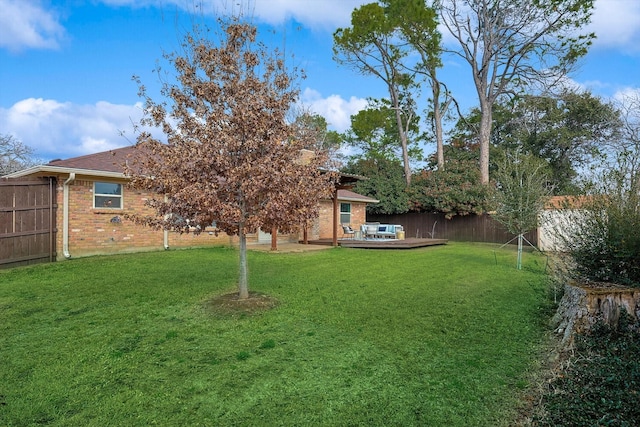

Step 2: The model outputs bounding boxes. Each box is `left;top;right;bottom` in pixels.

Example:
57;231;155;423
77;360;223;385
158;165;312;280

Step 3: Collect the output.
342;225;356;239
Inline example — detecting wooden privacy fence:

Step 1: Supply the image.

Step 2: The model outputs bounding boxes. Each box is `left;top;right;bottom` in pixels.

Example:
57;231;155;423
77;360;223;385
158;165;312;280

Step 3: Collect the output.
367;212;538;246
0;178;57;268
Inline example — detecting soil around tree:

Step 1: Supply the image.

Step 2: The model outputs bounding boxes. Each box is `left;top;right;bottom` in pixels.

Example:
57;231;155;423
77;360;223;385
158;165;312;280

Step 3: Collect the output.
203;290;279;317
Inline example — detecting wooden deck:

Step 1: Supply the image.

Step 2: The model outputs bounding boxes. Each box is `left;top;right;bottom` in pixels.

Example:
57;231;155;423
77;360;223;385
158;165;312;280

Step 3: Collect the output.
307;237;448;249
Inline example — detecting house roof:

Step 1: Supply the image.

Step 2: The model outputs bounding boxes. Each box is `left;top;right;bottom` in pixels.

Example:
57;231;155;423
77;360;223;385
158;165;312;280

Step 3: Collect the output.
3;147;379;205
545;195;592;209
2;146;133;179
47;146;134;173
337;189;378;204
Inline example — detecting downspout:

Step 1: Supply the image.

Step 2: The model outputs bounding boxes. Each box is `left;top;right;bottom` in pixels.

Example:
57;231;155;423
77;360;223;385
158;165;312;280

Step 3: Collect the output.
163;194;169;250
62;173;75;259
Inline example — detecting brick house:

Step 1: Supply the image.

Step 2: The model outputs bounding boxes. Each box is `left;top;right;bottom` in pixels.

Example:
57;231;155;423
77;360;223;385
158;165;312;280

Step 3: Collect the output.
4;147;377;260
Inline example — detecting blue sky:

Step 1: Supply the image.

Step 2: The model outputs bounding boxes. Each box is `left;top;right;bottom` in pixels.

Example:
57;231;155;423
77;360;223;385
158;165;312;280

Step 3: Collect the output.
1;0;639;162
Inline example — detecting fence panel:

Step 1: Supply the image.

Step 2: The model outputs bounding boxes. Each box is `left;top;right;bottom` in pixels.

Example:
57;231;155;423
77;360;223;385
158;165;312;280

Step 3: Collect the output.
367;212;538;246
0;178;57;268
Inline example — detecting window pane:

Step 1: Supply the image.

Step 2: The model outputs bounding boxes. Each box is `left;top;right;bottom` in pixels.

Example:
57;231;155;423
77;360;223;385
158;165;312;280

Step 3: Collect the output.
340;213;350;224
340;203;351;213
95;195;121;208
95;182;122;195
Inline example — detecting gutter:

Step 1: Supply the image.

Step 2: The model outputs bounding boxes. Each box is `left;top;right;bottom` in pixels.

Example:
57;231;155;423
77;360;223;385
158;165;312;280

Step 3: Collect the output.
62;173;76;259
4;165;125;180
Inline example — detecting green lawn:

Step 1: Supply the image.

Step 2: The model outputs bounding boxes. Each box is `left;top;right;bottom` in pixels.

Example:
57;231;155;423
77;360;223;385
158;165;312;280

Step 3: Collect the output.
0;243;551;426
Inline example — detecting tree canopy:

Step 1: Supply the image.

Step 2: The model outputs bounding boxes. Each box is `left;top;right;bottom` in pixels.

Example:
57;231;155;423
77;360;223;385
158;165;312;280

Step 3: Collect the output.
439;0;595;184
333;2;418;185
1;134;40;175
410;141;494;218
126;20;335;299
386;0;449;170
343;156;410;215
492;149;552;269
342;98;423;163
451;91;621;194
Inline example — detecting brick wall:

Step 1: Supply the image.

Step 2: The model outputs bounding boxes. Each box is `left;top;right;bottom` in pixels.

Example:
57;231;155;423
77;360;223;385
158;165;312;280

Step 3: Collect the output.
316;199;367;239
56;178;365;259
57;179;242;260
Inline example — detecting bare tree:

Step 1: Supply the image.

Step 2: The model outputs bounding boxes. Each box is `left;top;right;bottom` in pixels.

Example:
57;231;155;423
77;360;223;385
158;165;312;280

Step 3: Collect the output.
125;20;336;299
437;0;595;184
290;108;344;167
615;91;640;169
0;134;40;175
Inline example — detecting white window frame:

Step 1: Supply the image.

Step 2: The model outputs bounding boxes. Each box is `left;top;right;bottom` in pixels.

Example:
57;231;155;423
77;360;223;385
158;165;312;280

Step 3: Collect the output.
94;182;123;209
340;202;351;225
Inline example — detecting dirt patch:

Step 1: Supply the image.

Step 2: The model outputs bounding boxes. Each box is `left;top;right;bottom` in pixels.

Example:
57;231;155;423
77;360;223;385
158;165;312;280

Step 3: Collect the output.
203;291;279;317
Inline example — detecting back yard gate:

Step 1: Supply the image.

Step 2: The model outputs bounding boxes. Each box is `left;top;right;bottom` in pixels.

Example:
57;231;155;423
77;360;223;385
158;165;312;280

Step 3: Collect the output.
0;178;57;269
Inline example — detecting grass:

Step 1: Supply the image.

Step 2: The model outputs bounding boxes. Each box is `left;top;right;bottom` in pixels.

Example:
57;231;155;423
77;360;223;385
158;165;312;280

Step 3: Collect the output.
0;243;552;426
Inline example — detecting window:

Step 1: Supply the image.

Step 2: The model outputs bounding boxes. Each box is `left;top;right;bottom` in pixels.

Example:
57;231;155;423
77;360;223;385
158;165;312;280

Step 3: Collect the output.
340;202;351;225
94;182;122;208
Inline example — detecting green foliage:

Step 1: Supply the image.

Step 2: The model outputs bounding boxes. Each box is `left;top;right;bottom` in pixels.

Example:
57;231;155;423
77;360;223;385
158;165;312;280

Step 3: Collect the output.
333;1;420;185
343;98;423;163
557;152;640;287
343;156;410;214
492;150;552;236
384;0;440;71
454;91;622;194
540;316;640;426
506;92;620;194
411;157;494;218
0;244;551;426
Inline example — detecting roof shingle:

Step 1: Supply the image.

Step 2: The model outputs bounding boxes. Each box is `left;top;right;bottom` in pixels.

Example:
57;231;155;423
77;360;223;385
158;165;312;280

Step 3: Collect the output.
48;146;135;173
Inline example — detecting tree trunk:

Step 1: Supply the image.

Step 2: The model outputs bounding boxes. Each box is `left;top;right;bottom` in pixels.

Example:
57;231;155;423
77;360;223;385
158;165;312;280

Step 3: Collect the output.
238;223;249;299
271;226;277;251
389;85;412;187
432;82;445;170
552;282;640;347
516;234;523;270
394;106;412;186
479;99;492;184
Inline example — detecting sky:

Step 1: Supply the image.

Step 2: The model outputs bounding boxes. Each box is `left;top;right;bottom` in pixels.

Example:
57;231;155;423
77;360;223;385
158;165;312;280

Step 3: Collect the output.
0;0;639;163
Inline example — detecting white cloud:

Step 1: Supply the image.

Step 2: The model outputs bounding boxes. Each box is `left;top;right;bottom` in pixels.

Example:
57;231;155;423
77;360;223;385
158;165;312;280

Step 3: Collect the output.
0;0;66;52
0;98;152;161
99;0;367;30
301;88;368;132
248;0;366;29
0;91;365;162
589;0;640;52
613;87;640;111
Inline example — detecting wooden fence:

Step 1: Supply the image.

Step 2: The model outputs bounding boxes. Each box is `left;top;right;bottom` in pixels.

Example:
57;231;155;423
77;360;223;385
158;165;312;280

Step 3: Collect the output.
0;178;57;268
367;212;538;246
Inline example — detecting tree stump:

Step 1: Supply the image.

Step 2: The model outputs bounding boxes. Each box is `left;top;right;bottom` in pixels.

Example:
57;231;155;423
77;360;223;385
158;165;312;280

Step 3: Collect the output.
552;281;640;346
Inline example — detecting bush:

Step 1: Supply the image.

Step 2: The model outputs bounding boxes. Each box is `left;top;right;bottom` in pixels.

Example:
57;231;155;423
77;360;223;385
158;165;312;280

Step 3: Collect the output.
410;158;494;218
556;152;640;287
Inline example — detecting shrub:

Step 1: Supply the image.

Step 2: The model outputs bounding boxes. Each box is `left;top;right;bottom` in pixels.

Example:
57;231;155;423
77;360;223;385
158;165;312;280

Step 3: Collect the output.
555;152;640;287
